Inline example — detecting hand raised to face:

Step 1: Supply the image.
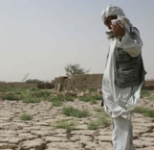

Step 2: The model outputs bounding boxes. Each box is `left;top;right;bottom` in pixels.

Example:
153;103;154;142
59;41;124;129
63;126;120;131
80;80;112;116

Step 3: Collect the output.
111;22;125;38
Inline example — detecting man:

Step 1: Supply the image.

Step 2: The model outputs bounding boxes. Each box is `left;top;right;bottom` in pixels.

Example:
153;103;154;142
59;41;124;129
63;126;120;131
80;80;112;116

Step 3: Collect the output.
101;5;146;150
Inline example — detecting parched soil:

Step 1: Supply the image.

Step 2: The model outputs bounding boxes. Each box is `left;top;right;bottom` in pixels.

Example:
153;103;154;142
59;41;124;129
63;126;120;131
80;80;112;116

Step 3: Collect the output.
0;98;154;150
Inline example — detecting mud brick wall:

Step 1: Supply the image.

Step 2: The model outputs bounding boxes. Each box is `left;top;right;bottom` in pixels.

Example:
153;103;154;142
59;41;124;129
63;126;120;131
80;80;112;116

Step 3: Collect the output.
54;74;103;91
71;74;103;90
142;80;154;90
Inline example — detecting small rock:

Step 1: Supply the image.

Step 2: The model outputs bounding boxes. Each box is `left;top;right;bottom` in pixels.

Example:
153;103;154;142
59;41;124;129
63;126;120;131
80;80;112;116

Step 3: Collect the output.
64;90;77;97
20;139;45;150
85;89;90;95
77;92;84;97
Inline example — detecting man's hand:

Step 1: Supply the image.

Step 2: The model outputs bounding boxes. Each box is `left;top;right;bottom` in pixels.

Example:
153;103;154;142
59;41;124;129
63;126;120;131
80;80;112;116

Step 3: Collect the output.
111;23;125;38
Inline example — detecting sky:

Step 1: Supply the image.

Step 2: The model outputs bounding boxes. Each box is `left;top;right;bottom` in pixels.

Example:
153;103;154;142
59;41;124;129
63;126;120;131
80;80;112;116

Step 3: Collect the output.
0;0;153;82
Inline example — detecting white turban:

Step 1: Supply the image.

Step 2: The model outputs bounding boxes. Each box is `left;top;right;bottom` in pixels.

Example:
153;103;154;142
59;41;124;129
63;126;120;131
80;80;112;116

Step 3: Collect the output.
101;5;126;22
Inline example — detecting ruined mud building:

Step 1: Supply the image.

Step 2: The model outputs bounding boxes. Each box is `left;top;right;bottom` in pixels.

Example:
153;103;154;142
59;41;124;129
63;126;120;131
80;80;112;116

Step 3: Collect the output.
54;74;103;91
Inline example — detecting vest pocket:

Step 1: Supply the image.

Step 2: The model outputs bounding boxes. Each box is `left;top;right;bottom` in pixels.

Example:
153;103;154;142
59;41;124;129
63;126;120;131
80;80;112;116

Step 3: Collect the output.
118;70;139;78
116;48;132;63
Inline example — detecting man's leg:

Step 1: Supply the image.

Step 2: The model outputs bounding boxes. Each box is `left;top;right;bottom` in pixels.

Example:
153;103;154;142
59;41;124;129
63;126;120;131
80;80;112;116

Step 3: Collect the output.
112;116;135;150
130;123;135;150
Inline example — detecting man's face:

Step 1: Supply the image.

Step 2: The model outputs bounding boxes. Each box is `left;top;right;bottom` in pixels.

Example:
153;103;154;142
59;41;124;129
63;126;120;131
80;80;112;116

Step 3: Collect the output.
104;15;117;30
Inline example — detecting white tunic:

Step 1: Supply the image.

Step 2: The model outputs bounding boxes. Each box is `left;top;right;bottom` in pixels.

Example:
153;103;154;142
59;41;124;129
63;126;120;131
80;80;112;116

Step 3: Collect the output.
102;30;143;120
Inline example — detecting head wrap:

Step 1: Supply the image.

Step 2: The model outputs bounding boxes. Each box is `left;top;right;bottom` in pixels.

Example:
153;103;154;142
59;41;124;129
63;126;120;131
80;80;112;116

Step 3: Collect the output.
101;5;131;39
101;5;126;22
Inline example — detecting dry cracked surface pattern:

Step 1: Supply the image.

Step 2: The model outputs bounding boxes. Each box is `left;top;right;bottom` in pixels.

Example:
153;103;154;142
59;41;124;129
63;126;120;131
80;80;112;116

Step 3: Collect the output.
0;98;154;150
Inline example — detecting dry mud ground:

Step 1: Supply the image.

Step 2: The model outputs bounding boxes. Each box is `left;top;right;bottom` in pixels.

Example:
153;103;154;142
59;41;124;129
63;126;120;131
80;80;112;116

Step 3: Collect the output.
0;97;154;150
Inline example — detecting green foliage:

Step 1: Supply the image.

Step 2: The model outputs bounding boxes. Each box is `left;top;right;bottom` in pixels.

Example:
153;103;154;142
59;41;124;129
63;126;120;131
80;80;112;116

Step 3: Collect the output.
90;99;97;104
133;107;154;118
49;95;65;102
0;87;23;93
144;110;154;118
65;64;90;76
0;86;55;103
133;107;147;113
79;94;102;104
2;93;22;101
64;96;74;102
62;106;89;118
54;120;75;131
89;88;97;93
22;97;41;103
0;87;13;92
88;107;111;130
88;116;111;130
52;100;63;106
20;113;33;121
141;90;150;98
80;95;93;102
92;95;102;100
98;116;111;126
48;95;65;106
48;95;75;106
148;95;154;101
31;90;51;98
88;122;100;130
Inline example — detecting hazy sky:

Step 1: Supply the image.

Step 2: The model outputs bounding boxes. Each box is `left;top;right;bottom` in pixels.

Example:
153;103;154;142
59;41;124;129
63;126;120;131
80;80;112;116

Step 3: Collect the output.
0;0;153;82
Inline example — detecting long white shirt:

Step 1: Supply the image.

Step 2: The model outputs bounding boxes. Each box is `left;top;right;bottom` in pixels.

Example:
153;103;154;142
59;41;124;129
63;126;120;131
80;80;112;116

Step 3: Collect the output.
102;30;144;120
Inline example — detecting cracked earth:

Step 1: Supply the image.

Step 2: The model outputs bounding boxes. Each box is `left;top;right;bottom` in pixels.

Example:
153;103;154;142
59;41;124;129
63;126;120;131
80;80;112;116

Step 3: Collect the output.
0;97;154;150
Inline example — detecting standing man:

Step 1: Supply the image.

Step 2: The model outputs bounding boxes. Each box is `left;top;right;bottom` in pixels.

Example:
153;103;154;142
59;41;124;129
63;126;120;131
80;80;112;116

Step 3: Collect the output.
101;5;146;150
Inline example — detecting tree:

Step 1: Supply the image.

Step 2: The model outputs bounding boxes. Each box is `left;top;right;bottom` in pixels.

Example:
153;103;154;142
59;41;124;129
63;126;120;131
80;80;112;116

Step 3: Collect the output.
65;64;90;76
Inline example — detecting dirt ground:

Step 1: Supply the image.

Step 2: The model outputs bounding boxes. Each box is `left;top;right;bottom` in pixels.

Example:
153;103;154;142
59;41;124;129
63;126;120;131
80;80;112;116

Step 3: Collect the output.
0;97;154;150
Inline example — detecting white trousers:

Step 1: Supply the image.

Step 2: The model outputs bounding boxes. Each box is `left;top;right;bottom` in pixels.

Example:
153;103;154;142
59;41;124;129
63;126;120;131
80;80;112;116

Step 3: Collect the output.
112;117;135;150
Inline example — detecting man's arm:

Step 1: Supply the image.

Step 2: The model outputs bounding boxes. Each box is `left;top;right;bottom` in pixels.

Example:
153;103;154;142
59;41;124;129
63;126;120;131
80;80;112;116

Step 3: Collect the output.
111;22;143;57
117;27;143;57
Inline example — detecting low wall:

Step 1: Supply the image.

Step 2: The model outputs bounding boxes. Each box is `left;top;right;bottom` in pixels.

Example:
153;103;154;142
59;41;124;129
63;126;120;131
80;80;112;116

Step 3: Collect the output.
0;82;37;88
